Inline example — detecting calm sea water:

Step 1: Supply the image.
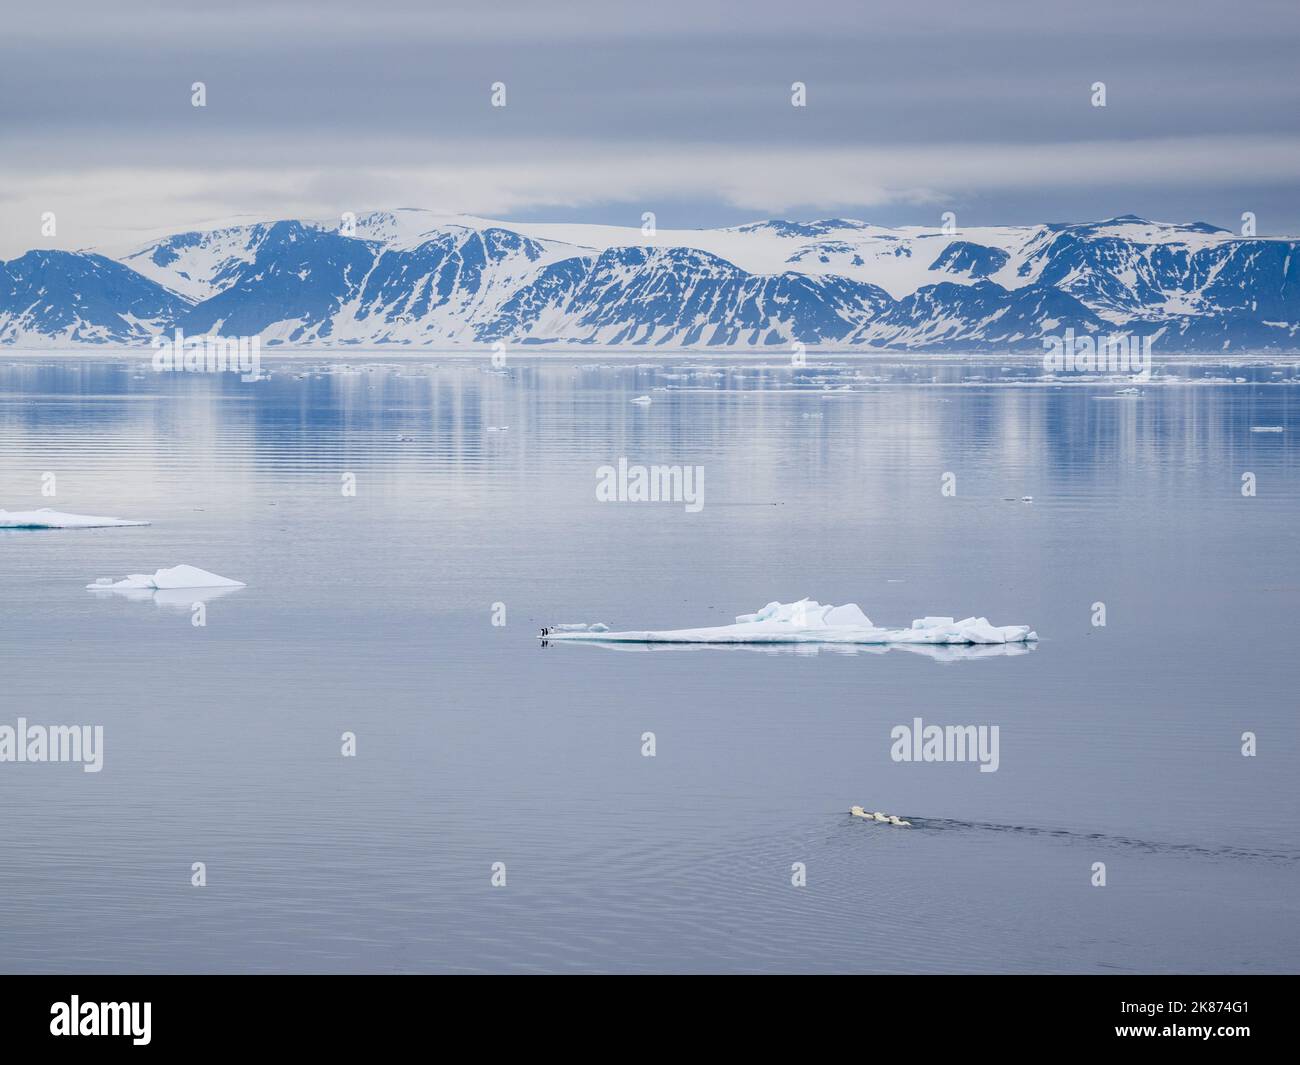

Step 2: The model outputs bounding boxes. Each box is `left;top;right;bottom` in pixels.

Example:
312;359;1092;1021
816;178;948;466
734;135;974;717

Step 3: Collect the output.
1;353;1297;974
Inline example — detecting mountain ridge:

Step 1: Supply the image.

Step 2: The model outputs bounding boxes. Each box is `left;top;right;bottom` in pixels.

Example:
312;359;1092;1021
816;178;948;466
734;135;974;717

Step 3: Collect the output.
3;210;1297;351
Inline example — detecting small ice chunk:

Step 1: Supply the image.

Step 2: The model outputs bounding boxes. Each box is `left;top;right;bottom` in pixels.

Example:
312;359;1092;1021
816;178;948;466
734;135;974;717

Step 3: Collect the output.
87;565;245;591
1;507;150;529
630;395;652;405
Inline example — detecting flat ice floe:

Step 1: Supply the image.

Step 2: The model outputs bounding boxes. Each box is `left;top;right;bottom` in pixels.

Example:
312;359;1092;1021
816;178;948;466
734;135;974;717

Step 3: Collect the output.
542;598;1036;645
87;565;245;591
1;507;151;529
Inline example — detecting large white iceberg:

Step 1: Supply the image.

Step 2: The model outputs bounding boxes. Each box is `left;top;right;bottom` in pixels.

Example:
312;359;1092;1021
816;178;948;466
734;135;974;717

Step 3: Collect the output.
560;639;1033;661
542;598;1036;645
87;565;245;591
1;507;150;529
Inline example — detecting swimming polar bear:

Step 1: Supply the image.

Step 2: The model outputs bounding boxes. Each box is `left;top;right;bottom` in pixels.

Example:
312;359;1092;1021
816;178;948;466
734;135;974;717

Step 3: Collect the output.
850;805;911;827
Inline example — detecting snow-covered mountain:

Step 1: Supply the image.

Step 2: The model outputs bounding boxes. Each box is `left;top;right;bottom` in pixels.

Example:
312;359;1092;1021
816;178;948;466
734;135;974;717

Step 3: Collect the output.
0;250;190;344
4;209;1298;351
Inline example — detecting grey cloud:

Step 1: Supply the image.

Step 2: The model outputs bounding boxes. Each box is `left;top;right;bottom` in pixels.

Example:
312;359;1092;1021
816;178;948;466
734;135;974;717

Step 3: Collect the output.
1;0;1297;254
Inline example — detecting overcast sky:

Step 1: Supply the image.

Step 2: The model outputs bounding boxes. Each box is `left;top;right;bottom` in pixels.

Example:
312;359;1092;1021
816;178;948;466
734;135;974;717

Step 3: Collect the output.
2;0;1298;256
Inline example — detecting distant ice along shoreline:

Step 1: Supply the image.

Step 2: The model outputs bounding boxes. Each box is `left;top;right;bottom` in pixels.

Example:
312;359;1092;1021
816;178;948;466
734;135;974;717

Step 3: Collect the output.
3;348;1297;367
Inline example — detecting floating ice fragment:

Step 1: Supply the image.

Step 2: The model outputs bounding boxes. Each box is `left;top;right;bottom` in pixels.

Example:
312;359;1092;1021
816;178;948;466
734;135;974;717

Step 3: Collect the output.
1;508;150;530
1250;426;1285;432
543;598;1036;645
630;395;652;405
87;565;245;591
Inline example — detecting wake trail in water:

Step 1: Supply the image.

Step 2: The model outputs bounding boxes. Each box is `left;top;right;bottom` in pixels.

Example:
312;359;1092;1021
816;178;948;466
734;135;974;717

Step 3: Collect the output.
857;813;1300;866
